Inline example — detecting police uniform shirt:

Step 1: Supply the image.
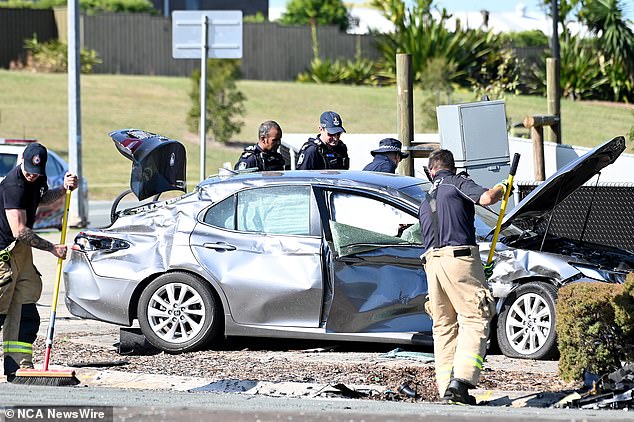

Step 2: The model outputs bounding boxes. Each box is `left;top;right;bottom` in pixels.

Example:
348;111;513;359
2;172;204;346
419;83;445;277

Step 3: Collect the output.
0;166;48;249
296;136;349;170
234;144;286;171
362;154;397;173
418;169;487;252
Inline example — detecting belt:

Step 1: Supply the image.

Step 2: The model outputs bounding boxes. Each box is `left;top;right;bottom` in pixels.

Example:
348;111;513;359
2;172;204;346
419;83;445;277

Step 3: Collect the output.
421;247;471;265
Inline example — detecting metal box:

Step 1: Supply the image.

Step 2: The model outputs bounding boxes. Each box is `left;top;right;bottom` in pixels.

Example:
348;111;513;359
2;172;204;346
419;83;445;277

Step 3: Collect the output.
436;100;509;165
437;100;513;210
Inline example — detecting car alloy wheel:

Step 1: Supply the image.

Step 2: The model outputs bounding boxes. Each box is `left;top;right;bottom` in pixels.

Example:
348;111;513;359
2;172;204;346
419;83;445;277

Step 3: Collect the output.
496;282;558;359
138;272;221;353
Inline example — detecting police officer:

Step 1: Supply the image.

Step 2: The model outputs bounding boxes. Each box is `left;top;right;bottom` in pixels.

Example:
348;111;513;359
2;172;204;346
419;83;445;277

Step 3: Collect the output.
0;143;78;381
296;111;349;170
234;120;286;171
362;138;409;173
418;149;506;405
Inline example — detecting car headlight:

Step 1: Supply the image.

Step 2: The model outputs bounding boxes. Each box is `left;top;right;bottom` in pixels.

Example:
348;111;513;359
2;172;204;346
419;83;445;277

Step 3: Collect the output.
571;263;629;284
72;232;130;252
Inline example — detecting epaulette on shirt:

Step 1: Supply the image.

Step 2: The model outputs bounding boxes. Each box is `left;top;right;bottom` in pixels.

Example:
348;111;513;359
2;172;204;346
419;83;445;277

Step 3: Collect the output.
240;145;257;158
300;138;321;152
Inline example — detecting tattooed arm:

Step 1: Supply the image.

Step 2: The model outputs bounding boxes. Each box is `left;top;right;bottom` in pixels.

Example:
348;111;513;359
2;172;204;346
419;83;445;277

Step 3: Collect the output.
5;208;67;258
41;185;66;204
41;173;79;205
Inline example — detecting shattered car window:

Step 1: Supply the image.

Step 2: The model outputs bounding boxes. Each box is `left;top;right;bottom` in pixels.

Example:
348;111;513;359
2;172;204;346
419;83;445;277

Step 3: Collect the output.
330;191;419;241
237;186;311;235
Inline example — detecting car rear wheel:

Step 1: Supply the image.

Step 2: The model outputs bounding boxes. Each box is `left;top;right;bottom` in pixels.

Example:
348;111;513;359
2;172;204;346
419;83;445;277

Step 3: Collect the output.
496;282;558;360
138;273;221;353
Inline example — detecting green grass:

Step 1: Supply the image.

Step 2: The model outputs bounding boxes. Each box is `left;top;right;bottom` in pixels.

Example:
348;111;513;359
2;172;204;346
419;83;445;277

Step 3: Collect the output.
0;70;632;199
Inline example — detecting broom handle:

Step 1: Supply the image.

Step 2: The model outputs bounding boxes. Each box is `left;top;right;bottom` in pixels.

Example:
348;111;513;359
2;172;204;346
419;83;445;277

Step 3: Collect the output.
42;189;72;371
486;153;520;266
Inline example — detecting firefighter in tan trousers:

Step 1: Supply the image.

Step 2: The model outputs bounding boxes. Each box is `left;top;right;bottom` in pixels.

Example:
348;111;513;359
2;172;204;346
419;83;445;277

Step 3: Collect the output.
418;149;506;405
0;143;78;382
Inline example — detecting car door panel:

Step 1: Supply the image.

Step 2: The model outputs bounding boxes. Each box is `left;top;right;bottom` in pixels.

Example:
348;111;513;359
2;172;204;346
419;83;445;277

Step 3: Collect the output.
191;185;323;328
326;245;431;333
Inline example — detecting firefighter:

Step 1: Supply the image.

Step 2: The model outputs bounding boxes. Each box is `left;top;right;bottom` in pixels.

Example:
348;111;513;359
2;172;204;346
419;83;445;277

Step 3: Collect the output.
234;120;286;171
0;143;78;381
418;149;506;404
296;111;349;170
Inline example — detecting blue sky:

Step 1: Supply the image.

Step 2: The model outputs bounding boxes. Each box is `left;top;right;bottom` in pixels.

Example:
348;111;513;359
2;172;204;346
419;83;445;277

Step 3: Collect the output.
269;0;634;22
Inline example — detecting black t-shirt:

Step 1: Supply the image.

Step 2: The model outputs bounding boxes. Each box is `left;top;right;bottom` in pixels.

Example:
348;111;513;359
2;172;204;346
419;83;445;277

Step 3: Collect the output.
418;170;487;252
0;166;48;249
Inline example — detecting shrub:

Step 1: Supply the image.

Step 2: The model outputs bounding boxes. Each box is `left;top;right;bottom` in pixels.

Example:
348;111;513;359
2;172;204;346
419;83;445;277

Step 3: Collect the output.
11;34;101;73
187;59;245;143
557;274;634;382
0;0;156;13
296;56;382;85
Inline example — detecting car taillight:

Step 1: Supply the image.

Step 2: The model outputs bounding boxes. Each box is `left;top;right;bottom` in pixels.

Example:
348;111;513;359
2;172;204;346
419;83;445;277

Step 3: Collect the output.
73;232;130;252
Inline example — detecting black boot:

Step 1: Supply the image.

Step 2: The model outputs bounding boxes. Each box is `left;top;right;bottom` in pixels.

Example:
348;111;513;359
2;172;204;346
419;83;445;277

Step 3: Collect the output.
442;378;476;405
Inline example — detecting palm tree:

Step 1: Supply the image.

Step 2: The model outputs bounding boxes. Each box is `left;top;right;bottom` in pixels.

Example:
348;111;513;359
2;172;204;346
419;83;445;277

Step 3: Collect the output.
579;0;634;100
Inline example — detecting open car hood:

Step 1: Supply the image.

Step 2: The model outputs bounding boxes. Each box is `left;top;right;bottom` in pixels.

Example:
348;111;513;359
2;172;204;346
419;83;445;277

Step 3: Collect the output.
502;136;625;230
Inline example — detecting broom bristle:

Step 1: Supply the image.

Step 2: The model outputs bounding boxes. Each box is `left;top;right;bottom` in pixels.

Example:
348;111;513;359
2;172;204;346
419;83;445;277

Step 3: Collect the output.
11;368;80;386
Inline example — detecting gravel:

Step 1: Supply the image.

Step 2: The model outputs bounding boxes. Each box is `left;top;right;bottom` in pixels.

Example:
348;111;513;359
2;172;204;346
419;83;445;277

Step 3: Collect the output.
36;333;580;402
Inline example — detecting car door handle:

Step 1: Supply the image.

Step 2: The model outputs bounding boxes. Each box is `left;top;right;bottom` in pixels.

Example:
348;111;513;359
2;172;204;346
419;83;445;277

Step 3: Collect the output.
203;242;237;251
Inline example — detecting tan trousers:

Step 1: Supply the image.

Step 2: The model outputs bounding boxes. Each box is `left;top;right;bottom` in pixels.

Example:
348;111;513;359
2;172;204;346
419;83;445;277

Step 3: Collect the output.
423;245;494;397
0;242;43;375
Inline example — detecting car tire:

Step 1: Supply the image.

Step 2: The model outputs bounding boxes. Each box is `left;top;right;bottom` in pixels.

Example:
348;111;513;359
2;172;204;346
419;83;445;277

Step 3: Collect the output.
138;272;222;353
496;282;558;360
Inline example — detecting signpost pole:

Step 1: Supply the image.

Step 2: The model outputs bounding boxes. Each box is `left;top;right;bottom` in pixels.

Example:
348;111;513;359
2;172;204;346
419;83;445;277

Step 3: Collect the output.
199;15;208;182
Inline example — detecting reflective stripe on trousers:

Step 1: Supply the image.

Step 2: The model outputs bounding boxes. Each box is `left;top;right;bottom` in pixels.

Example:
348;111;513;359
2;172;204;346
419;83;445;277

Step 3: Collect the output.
423;245;494;397
0;242;42;375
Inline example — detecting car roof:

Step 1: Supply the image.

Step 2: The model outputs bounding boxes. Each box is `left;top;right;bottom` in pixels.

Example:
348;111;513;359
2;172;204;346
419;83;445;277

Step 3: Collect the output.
201;170;428;190
196;170;431;207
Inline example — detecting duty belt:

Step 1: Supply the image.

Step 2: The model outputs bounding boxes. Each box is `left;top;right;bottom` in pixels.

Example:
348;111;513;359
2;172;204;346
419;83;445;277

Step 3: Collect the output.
0;249;12;262
421;247;471;265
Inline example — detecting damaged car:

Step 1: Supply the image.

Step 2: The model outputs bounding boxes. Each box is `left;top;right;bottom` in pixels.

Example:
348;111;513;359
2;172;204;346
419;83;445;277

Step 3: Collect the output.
63;134;633;359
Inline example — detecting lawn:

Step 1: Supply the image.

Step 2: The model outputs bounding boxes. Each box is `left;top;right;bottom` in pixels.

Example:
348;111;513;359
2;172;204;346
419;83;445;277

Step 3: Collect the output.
0;70;632;199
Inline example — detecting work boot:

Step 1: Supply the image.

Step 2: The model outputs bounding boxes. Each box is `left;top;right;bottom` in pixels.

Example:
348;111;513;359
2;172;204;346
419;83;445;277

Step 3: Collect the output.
442;378;476;405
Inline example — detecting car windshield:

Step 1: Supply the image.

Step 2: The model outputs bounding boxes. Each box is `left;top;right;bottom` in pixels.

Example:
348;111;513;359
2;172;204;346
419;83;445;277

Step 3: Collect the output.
397;181;524;241
475;206;524;240
0;153;18;177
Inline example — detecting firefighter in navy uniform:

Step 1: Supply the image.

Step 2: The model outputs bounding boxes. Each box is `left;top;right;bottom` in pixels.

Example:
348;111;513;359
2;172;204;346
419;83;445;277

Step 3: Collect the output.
296;111;349;170
234;120;286;171
0;143;78;382
418;149;506;405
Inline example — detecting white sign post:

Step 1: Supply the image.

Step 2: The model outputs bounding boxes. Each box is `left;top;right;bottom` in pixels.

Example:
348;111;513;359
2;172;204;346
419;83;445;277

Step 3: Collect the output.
172;11;243;181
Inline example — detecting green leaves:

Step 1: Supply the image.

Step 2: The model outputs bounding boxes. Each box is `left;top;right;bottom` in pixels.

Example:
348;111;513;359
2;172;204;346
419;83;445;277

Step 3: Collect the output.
279;0;350;31
188;60;246;143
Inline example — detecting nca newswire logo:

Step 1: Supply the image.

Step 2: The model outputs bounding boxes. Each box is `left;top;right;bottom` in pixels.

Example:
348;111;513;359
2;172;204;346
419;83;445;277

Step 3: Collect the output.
3;406;113;421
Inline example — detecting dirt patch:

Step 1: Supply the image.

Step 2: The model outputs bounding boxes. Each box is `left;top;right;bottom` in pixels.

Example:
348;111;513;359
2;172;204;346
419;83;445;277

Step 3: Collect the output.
41;335;579;402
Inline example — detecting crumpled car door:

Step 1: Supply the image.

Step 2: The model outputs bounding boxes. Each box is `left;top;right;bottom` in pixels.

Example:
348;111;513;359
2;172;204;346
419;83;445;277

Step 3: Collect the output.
191;185;323;328
317;189;431;335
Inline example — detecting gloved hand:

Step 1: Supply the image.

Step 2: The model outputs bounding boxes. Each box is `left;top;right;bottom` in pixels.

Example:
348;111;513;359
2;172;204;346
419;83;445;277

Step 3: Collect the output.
494;180;514;195
483;262;494;279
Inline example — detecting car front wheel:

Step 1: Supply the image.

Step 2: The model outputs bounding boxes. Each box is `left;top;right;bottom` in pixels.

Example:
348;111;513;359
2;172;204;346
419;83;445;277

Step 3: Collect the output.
496;282;558;360
138;272;221;353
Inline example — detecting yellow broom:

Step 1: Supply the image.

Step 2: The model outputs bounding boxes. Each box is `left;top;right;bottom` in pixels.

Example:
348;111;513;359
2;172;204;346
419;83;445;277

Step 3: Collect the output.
485;153;520;277
12;189;80;386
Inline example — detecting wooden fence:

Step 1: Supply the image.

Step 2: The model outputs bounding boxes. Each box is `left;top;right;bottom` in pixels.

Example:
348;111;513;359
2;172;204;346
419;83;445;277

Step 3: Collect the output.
0;8;57;69
1;9;545;80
